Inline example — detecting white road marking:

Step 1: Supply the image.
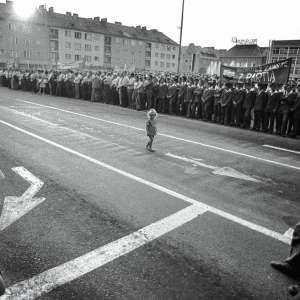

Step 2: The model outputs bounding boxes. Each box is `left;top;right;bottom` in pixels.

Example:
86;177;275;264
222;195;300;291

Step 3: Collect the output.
284;228;294;240
14;99;300;171
0;167;45;231
0;204;207;300
0;119;291;245
0;169;4;179
263;145;300;155
166;153;260;182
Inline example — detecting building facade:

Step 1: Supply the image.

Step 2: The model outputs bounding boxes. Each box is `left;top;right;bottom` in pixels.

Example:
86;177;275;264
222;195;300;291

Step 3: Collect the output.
220;44;268;68
268;40;300;81
0;1;179;72
180;43;220;75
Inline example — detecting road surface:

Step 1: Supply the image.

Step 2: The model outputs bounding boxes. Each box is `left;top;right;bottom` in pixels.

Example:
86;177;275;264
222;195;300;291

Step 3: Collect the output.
0;87;299;299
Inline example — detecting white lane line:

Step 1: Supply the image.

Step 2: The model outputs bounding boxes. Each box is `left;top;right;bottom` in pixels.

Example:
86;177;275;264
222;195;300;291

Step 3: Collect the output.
166;152;260;182
0;204;207;300
263;145;300;155
0;119;291;245
284;228;294;240
0;169;4;179
14;99;300;171
0;167;45;231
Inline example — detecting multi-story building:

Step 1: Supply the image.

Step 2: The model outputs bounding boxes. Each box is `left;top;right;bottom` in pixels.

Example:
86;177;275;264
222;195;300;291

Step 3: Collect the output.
180;43;221;75
220;44;268;68
0;1;49;69
0;1;179;72
268;40;300;81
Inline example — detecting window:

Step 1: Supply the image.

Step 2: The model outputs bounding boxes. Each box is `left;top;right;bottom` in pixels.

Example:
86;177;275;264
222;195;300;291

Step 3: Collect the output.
166;54;171;60
75;54;81;61
115;37;121;43
14;37;18;44
65;30;71;37
166;62;170;68
8;23;12;30
50;29;58;39
65;53;71;60
94;45;100;51
172;46;176;51
146;42;151;49
160;53;165;59
172;54;176;59
131;40;136;46
160;61;164;68
50;40;58;51
0;49;4;55
85;44;92;51
172;63;175;67
167;46;171;51
279;47;288;55
75;32;82;39
145;51;151;58
74;43;81;51
155;44;159;49
65;42;71;49
105;36;111;44
94;34;100;41
155;52;159;58
85;33;92;40
94;56;99;61
104;46;111;54
24;50;31;58
86;55;91;62
289;47;299;55
155;61;158;66
272;47;279;55
145;60;151;67
24;39;30;46
104;55;111;64
139;41;143;46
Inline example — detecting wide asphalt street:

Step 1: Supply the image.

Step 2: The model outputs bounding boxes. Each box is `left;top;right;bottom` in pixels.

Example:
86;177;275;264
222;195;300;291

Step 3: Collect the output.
0;86;299;300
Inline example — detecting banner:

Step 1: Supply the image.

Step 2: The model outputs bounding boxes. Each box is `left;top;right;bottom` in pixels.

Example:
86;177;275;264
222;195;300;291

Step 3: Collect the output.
220;59;292;84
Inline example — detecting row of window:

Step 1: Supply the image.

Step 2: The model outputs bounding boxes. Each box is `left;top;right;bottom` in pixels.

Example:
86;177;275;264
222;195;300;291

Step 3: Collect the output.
272;47;300;55
64;42;100;51
154;44;177;52
154;52;176;60
154;61;176;68
1;49;42;58
64;54;100;62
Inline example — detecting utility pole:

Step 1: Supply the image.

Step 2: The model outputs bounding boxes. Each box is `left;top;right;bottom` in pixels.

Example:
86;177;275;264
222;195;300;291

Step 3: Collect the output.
177;0;185;74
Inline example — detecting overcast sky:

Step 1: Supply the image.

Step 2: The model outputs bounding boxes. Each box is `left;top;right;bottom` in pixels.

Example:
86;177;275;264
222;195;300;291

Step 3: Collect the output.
10;0;300;49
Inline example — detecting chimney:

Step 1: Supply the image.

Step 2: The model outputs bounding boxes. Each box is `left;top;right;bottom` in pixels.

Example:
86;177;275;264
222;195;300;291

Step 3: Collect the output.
73;13;78;17
101;18;107;24
115;21;122;25
49;7;54;13
66;12;72;16
94;17;100;21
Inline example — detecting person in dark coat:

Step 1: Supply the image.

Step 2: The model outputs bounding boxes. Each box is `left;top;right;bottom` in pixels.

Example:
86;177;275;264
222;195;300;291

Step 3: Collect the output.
220;82;234;125
167;79;178;115
157;79;168;113
192;80;202;119
276;85;297;136
242;83;256;129
202;82;215;121
231;83;246;127
289;84;300;138
252;83;268;131
264;83;280;133
177;78;186;115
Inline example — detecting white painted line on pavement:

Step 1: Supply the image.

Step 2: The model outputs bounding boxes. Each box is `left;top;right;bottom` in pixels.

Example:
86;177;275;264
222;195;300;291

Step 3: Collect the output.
15;99;300;171
0;169;4;179
0;119;291;245
263;145;300;155
0;167;46;230
166;152;260;182
0;204;207;300
284;228;294;240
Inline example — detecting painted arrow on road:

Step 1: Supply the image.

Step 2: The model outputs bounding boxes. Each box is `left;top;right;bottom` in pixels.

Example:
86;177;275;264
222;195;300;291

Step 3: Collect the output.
0;167;45;231
166;153;260;183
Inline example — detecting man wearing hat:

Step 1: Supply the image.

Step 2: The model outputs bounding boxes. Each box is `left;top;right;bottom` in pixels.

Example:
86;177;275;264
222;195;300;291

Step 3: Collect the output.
243;82;256;129
231;82;246;127
252;83;268;131
264;83;280;133
220;82;234;125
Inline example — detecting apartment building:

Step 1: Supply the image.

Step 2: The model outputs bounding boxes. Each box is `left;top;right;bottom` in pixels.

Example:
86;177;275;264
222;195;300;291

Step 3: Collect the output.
0;1;179;72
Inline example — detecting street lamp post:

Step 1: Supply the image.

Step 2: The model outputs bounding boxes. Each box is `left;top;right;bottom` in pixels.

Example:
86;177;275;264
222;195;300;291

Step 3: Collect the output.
177;0;185;74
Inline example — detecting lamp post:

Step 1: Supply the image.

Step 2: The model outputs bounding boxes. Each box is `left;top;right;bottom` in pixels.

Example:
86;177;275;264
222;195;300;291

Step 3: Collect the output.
177;0;185;74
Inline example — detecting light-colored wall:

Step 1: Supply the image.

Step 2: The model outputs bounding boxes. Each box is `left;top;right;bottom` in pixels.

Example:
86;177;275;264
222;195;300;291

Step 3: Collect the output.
55;27;105;67
150;42;178;72
0;18;49;68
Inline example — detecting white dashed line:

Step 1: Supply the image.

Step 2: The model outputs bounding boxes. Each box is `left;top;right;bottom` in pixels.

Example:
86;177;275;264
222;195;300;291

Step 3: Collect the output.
263;144;300;155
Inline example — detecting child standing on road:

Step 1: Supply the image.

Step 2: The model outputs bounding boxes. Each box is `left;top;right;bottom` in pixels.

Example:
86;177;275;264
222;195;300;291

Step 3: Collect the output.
146;109;158;152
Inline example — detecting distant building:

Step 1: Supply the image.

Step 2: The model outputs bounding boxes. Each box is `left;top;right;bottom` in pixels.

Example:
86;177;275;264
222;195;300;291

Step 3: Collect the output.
180;43;220;75
0;1;179;71
220;44;268;68
268;40;300;81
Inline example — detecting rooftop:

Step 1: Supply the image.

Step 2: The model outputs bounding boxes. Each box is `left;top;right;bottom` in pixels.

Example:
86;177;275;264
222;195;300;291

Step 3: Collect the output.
271;40;300;46
221;44;267;58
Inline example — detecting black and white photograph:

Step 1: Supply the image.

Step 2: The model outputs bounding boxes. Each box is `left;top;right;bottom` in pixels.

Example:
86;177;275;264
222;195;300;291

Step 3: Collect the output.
0;0;299;299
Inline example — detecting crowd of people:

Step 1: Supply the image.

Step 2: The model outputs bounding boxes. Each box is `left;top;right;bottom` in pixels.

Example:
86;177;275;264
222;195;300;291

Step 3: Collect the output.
0;69;300;138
